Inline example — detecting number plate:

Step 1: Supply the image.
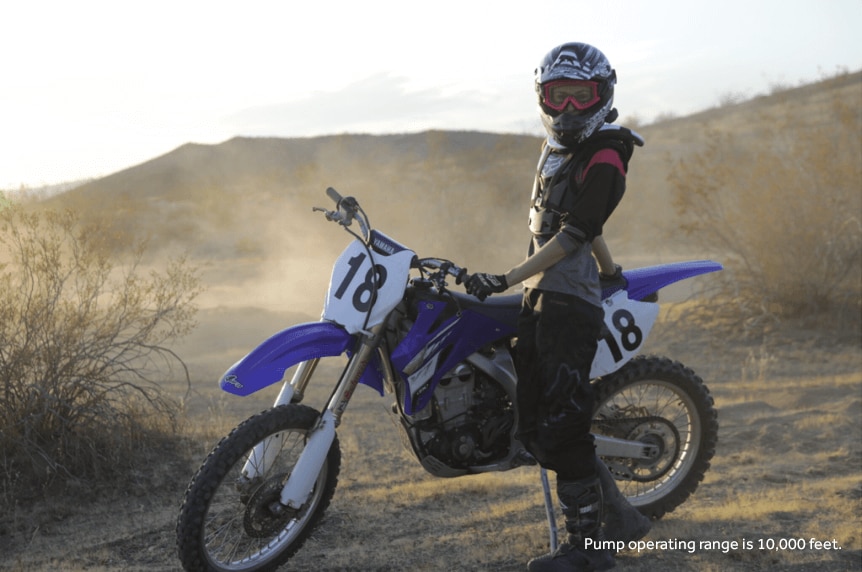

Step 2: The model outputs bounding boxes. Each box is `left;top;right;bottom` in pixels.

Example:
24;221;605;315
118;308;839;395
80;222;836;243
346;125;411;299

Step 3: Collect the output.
323;237;414;334
590;290;659;378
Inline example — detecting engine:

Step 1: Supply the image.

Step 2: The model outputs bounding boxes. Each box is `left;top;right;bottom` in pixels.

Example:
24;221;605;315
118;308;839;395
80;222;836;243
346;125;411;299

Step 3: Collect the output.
398;359;515;475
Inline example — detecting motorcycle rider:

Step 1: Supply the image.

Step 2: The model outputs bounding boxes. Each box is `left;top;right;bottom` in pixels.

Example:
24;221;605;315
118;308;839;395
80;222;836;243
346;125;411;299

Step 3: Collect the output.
465;42;650;571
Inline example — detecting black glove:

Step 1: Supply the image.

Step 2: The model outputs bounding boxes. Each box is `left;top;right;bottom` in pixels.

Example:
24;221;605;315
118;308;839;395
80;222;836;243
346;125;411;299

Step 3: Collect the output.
465;273;508;301
599;264;623;280
599;264;626;289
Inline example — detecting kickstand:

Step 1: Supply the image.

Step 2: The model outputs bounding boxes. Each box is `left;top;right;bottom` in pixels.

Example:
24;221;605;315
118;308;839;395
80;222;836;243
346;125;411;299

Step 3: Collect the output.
540;467;559;551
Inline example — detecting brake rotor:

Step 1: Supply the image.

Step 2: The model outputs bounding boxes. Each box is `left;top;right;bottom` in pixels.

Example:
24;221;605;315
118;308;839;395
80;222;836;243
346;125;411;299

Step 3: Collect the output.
243;474;296;538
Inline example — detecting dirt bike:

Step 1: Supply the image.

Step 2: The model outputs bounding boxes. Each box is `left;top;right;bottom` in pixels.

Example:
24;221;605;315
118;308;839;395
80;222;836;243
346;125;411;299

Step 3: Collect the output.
176;188;721;571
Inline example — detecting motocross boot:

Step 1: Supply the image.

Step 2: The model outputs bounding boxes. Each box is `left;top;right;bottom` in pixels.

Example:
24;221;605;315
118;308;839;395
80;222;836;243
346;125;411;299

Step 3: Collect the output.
527;476;615;572
596;457;652;543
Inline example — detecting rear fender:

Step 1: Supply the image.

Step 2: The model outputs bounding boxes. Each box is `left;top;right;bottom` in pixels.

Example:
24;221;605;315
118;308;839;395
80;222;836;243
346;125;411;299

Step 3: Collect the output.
623;260;723;301
220;321;383;397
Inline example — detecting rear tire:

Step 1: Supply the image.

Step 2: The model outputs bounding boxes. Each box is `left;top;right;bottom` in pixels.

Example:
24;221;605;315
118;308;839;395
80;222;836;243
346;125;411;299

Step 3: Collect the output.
592;355;718;520
177;405;340;572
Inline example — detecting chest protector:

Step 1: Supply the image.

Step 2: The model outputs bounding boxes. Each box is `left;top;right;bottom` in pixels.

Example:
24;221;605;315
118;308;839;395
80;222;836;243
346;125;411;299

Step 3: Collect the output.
529;126;643;237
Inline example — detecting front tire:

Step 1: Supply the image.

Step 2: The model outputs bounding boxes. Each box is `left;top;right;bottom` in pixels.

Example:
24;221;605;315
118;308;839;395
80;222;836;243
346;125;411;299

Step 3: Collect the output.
592;356;718;520
177;405;340;572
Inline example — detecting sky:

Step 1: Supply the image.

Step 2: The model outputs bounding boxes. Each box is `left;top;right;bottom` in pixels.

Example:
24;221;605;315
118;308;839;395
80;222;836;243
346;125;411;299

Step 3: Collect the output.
1;0;860;189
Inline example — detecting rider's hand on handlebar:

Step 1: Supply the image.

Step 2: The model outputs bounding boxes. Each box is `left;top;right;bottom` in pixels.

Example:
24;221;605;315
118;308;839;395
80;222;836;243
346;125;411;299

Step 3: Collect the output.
599;264;623;280
599;264;626;289
465;272;508;301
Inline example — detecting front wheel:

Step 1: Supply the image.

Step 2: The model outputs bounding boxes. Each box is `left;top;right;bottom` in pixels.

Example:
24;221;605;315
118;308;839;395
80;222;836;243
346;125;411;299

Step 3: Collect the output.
592;355;718;520
177;405;341;572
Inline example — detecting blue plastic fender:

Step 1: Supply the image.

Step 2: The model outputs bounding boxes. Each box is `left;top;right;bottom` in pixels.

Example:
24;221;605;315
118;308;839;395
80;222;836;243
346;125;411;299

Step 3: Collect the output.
220;321;356;397
623;260;723;301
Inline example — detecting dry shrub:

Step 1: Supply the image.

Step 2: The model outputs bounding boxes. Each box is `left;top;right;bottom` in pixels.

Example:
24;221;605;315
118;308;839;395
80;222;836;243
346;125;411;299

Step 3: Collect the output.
669;85;862;333
0;205;201;505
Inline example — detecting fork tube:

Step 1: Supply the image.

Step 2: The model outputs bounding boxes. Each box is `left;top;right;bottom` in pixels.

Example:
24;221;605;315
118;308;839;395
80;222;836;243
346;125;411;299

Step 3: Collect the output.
274;358;320;407
326;324;383;426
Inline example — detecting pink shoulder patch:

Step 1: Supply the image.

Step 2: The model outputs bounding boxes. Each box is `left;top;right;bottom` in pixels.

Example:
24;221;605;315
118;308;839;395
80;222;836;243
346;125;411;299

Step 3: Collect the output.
584;148;626;178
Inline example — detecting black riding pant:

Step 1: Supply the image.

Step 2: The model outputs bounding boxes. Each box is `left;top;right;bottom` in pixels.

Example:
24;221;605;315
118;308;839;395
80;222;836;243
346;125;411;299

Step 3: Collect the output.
516;288;603;480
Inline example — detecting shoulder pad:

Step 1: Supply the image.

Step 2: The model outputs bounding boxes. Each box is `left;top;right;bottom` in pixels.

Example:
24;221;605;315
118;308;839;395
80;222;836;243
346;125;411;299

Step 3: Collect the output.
596;124;645;147
585;125;644;166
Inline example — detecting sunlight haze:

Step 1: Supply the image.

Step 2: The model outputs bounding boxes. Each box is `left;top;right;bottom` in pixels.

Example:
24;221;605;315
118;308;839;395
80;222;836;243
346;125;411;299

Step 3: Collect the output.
1;0;860;189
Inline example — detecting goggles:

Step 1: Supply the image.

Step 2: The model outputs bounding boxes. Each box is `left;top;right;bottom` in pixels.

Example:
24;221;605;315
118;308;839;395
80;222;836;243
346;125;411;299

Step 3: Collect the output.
541;79;601;112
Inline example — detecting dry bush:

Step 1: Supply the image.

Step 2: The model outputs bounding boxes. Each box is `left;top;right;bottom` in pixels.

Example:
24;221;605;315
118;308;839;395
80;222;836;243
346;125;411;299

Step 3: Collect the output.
0;205;201;505
669;87;862;333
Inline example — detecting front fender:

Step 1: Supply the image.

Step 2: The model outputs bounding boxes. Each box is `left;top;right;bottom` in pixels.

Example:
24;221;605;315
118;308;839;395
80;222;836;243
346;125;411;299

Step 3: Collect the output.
220;321;354;396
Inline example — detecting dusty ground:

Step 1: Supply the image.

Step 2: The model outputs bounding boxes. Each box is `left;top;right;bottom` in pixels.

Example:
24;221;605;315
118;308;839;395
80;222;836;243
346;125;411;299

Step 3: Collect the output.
1;295;859;572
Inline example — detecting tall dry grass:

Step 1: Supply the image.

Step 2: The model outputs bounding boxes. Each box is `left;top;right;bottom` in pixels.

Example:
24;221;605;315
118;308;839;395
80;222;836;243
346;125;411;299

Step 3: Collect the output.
0;205;201;507
669;83;862;333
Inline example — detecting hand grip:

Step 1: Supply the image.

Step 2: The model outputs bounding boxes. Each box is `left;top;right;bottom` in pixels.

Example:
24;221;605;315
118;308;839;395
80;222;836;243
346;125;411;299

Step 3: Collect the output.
326;187;343;205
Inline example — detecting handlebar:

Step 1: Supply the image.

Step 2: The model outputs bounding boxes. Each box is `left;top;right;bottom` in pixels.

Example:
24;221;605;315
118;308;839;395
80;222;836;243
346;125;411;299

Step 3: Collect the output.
314;187;369;239
415;257;469;285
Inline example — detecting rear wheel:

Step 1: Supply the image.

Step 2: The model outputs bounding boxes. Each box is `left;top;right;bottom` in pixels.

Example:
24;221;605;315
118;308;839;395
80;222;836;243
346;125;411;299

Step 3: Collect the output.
177;405;340;571
592;356;718;520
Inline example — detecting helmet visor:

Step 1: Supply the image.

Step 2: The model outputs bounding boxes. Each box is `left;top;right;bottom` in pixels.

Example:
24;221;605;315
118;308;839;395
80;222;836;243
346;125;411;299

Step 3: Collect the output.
541;80;601;112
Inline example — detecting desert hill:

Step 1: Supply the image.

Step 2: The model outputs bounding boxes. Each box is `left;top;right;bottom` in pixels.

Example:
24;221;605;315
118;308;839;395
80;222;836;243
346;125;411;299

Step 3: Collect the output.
51;131;540;263
52;72;862;261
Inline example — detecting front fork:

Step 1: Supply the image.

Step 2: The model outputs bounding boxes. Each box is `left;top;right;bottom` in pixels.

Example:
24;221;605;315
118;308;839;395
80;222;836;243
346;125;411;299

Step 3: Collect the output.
238;358;321;484
240;324;384;510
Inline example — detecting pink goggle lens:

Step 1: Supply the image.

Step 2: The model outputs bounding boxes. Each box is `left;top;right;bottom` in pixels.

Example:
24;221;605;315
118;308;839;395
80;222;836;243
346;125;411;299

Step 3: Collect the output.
542;80;601;112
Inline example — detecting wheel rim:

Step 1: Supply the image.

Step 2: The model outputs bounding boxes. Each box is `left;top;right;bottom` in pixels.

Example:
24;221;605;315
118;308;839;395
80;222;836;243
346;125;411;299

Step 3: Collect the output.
593;379;702;507
202;428;329;571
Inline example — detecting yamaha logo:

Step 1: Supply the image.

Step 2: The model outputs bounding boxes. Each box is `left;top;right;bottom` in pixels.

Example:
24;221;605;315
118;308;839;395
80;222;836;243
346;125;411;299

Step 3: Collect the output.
372;236;396;254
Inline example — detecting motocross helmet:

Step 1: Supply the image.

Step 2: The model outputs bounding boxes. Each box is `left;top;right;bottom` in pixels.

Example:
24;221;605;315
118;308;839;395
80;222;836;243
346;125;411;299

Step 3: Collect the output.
535;42;617;147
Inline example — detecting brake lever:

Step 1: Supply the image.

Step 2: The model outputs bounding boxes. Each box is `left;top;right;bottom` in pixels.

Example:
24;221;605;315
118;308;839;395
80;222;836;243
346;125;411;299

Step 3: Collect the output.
312;200;357;227
312;206;341;222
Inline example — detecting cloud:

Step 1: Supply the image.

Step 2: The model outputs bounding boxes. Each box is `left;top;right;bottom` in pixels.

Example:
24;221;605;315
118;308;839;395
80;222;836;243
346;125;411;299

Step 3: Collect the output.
223;72;537;137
